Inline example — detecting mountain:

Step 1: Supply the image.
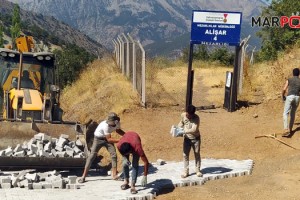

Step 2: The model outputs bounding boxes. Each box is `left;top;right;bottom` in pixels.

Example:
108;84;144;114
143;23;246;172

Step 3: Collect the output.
7;0;267;58
0;0;107;57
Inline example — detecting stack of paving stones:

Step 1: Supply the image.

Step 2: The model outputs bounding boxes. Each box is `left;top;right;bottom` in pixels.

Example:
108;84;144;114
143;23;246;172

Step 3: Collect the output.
0;170;80;189
0;133;85;158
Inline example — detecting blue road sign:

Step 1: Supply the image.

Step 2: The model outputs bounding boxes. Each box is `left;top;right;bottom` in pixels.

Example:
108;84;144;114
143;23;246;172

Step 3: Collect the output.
191;10;242;46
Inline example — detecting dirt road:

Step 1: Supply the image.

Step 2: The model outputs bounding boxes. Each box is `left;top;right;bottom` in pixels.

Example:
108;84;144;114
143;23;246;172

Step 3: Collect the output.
119;99;300;200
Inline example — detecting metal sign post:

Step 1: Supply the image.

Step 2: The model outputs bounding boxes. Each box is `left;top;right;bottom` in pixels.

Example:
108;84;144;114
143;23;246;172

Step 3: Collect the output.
187;10;242;111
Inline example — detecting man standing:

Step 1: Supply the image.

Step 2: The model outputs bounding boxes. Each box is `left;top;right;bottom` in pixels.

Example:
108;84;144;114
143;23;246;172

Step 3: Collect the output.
178;104;202;178
117;131;149;194
282;68;300;137
78;112;125;183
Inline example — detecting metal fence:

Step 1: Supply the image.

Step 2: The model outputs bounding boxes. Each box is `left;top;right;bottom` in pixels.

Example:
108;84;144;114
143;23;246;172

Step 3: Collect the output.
112;33;146;106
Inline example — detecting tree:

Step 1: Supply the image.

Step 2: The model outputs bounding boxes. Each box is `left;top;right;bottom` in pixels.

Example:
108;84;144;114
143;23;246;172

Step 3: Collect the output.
54;45;95;88
257;0;300;61
10;5;21;49
210;47;234;65
194;45;209;61
181;45;210;63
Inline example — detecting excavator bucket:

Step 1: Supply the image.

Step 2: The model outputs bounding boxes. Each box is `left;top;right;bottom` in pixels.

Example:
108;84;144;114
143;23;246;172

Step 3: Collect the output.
0;121;90;170
0;121;85;149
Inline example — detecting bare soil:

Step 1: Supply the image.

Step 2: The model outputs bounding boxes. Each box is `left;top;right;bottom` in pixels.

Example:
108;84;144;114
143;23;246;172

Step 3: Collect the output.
119;98;300;200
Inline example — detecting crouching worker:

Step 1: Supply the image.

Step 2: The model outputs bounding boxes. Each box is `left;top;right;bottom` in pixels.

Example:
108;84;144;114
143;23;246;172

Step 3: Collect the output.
78;112;125;183
117;131;149;194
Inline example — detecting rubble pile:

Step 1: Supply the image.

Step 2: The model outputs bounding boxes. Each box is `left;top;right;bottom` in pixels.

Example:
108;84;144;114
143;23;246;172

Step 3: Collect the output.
0;170;80;189
0;133;85;158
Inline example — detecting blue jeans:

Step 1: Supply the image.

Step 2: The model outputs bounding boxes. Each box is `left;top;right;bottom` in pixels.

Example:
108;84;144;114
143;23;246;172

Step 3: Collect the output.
283;95;300;130
122;153;140;184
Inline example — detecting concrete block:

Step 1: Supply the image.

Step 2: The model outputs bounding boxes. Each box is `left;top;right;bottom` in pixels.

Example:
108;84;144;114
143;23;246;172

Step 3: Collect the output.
38;172;49;181
74;153;84;158
66;184;80;189
51;149;57;157
27;150;34;156
42;182;52;189
38;150;49;157
0;150;5;156
32;182;43;189
37;141;44;151
14;150;25;157
49;170;60;176
13;144;23;152
65;149;74;157
45;175;62;183
1;177;11;184
1;183;12;189
5;147;13;156
73;146;82;154
68;141;75;148
41;133;52;142
56;137;67;148
44;142;52;152
17;179;30;188
25;173;38;182
34;133;43;141
55;146;64;152
28;182;33;190
52;179;65;189
22;143;28;150
75;139;83;147
11;173;20;187
56;151;67;158
29;144;38;154
67;176;77;184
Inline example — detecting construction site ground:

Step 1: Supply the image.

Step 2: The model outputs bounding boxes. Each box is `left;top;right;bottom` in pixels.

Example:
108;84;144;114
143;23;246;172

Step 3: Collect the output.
1;100;300;200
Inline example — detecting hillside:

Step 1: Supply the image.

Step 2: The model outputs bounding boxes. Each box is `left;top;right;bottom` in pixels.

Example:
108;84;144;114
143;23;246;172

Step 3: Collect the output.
8;0;266;57
0;0;107;56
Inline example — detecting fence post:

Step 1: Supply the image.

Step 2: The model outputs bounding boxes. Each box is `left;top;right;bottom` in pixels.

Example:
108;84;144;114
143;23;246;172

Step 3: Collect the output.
137;40;146;107
117;37;122;70
127;33;137;90
118;35;125;74
122;33;130;78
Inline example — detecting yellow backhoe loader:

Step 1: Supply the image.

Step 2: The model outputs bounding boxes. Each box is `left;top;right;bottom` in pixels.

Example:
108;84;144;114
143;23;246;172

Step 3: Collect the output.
0;36;91;169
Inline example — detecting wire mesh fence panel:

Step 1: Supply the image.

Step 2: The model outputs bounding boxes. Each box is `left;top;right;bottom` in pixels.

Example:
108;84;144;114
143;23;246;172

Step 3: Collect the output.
114;34;187;108
145;59;187;108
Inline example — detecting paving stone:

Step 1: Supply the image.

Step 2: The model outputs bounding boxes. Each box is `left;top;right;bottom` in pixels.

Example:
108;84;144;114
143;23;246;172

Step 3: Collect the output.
0;158;253;200
42;182;52;189
66;184;80;189
1;183;11;189
32;183;43;189
67;176;77;184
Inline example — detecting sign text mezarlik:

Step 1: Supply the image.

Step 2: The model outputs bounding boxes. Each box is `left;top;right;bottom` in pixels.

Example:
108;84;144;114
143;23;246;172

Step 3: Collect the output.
191;10;242;46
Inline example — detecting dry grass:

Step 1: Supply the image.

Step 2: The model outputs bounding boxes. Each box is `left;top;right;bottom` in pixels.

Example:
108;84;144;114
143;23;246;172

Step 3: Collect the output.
60;46;300;121
242;47;300;102
60;56;140;123
145;59;230;107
